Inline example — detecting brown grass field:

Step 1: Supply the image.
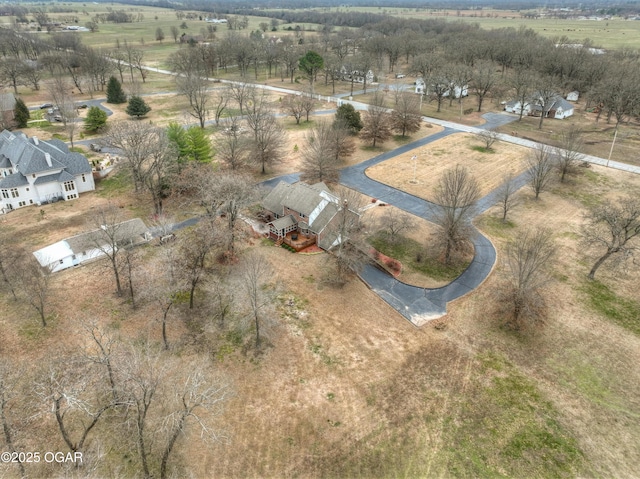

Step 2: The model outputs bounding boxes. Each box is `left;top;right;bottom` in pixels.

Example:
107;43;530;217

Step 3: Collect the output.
367;133;530;201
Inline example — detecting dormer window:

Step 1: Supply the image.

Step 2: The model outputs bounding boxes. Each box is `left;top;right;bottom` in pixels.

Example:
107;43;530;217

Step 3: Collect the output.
32;174;36;178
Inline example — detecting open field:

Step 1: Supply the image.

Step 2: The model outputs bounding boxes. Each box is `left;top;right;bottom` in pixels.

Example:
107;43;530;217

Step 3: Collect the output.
306;6;640;50
366;133;529;201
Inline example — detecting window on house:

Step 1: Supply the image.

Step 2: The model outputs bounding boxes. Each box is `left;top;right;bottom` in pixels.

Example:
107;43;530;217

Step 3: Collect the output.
18;201;26;207
1;190;8;199
26;187;29;191
29;199;33;204
10;188;18;198
32;174;36;178
299;212;306;218
81;174;86;182
59;260;63;264
63;181;75;192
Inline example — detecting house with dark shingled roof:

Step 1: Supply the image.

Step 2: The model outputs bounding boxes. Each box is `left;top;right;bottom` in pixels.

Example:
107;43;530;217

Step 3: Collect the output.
0;129;94;214
262;181;360;251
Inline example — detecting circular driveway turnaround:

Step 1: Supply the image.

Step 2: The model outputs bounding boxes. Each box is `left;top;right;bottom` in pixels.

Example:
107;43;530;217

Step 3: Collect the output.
338;128;497;326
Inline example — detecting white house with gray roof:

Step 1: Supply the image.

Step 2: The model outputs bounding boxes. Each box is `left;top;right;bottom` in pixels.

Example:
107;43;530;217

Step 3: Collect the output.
504;92;574;119
0;129;94;214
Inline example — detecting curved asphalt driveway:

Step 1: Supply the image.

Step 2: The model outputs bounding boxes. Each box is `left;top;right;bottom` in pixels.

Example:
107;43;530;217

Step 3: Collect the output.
338;128;499;326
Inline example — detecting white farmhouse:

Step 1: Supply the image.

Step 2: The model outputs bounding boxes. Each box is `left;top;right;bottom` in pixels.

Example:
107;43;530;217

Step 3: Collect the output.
504;92;574;120
0;130;95;214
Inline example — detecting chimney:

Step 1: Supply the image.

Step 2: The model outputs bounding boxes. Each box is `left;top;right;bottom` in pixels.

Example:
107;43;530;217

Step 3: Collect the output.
33;136;39;146
45;152;52;167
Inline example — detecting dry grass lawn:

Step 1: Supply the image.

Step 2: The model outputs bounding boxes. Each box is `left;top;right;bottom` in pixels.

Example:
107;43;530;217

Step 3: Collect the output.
367;132;529;201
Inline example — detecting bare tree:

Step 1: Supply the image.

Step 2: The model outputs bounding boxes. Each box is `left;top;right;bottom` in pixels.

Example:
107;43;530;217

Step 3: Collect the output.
142;131;178;215
0;232;19;300
581;195;640;280
18;258;53;327
324;187;366;285
251;113;286;175
526;145;555;200
170;49;209;128
47;76;75;127
509;68;536;121
228;82;252;115
500;227;555;329
555;126;584;183
36;355;122;456
0;362;26;478
431;165;480;265
105;121;159;192
88;204;143;296
476;130;499;151
211;86;230;126
80;319;120;400
121;344;164;479
200;171;256;255
240;252;271;349
470;60;496;112
158;365;230;479
495;173;520;223
327;119;356;163
390;92;422;137
533;78;559;130
177;222;221;309
378;208;416;243
360;92;392;147
216;115;250;170
281;94;305;125
300;120;342;184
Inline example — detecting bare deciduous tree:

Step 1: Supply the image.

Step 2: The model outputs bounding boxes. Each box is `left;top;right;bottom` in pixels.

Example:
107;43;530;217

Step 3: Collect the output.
240;252;271;349
18;258;54;327
360;92;392;147
476;130;499;151
495;173;520;223
526;145;555;200
499;228;555;329
390;92;422;137
158;365;230;479
170;49;209;128
556;126;584;183
216;115;250;170
581;195;640;280
0;232;19;300
281;94;305;125
300;120;342;184
0;362;26;478
211;86;230;126
105;121;159;192
36;356;121;455
431;165;480;265
177;222;222;309
324;187;366;285
378;208;416;243
88;204;143;296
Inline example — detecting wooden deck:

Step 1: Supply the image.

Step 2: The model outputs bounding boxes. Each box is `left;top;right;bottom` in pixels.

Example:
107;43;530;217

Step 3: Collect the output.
276;231;317;252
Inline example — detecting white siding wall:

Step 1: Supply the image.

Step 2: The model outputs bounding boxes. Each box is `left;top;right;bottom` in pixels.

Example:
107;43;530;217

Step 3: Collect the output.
35;182;63;203
75;174;95;193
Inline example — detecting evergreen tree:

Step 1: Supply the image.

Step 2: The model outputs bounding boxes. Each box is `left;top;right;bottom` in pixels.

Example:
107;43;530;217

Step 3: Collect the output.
84;106;108;132
167;122;189;164
13;97;30;128
126;96;151;118
167;123;211;164
334;103;362;133
185;126;211;163
106;76;127;104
